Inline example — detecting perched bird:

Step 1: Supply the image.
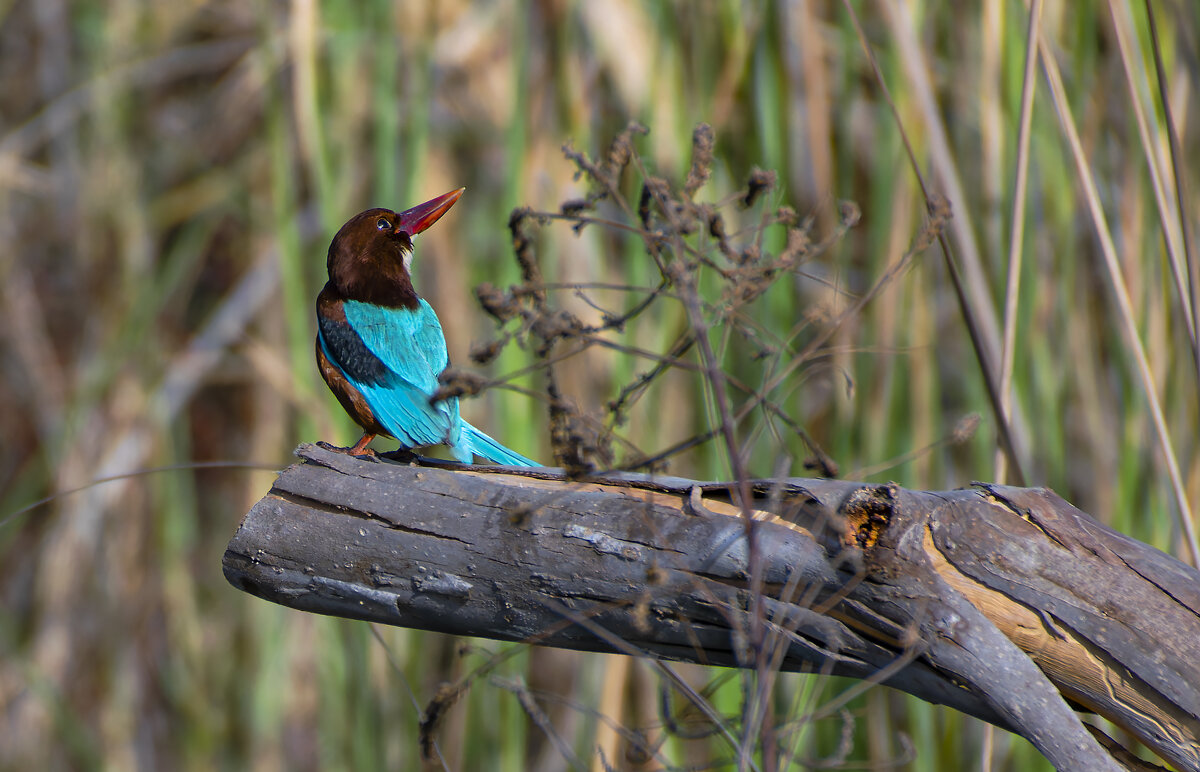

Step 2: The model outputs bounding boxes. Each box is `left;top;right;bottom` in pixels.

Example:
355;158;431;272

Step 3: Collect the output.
315;188;538;466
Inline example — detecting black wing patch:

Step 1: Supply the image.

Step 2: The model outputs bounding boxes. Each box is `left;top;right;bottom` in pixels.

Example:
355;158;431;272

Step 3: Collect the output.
318;315;396;387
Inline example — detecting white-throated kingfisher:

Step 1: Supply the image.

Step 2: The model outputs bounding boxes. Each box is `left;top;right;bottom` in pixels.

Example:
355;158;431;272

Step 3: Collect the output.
315;188;539;466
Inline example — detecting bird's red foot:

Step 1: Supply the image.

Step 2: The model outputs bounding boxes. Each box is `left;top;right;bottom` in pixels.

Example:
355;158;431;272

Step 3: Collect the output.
317;434;379;461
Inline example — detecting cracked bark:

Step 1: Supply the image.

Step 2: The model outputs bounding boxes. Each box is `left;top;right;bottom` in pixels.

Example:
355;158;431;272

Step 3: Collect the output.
224;444;1200;771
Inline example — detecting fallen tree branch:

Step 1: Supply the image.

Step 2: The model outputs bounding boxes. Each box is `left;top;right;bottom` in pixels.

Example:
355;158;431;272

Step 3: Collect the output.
224;444;1199;771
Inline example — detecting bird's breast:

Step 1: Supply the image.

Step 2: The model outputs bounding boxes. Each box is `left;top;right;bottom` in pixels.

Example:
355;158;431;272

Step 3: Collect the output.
315;335;389;438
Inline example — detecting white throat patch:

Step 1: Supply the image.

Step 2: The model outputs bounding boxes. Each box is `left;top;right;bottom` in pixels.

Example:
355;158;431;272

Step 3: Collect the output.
403;234;417;273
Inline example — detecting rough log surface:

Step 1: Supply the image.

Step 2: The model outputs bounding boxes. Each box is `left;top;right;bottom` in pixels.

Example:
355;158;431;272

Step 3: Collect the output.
224;444;1200;771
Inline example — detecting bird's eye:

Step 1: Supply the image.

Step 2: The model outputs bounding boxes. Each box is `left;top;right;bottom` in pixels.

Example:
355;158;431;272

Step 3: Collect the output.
376;217;392;231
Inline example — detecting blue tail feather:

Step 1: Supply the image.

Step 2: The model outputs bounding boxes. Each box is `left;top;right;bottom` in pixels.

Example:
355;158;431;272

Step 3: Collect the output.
459;422;539;466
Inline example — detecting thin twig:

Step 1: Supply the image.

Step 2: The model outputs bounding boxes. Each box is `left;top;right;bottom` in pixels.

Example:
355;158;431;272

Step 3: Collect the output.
843;0;1028;486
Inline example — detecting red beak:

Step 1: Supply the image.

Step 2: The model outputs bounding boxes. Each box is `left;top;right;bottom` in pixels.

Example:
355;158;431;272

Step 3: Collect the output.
395;188;465;236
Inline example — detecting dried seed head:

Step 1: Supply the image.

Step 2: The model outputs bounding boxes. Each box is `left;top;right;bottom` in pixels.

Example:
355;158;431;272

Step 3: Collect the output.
743;167;777;207
684;123;715;198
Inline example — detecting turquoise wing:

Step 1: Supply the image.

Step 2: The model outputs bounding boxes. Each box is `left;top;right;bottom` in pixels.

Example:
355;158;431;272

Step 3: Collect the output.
340;299;461;448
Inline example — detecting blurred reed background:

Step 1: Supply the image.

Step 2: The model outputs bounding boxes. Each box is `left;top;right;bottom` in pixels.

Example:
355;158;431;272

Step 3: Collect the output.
1;1;1196;769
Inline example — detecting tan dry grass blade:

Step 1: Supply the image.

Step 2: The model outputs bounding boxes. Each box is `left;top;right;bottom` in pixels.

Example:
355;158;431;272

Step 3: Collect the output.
1037;15;1199;565
1109;0;1194;338
997;0;1044;485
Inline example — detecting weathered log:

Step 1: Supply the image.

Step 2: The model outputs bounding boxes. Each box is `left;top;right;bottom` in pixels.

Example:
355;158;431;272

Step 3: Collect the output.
224;444;1200;771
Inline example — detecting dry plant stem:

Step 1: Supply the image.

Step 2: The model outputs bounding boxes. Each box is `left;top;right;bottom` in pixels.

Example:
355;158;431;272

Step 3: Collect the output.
366;626;451;772
744;207;930;428
1143;0;1200;384
1037;23;1200;566
996;0;1043;484
631;150;780;768
878;0;1002;353
496;678;587;771
541;597;754;770
290;0;332;221
842;0;1028;487
670;256;775;769
507;151;834;479
1108;1;1195;344
510;160;792;758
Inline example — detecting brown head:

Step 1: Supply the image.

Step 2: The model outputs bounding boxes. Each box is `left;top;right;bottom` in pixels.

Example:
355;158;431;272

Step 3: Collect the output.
325;188;465;308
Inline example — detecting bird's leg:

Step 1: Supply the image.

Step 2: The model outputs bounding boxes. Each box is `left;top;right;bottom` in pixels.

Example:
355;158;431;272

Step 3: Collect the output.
348;433;375;456
316;433;379;460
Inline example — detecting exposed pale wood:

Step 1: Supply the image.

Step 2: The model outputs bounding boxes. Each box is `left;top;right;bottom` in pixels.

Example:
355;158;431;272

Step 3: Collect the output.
224;444;1200;771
